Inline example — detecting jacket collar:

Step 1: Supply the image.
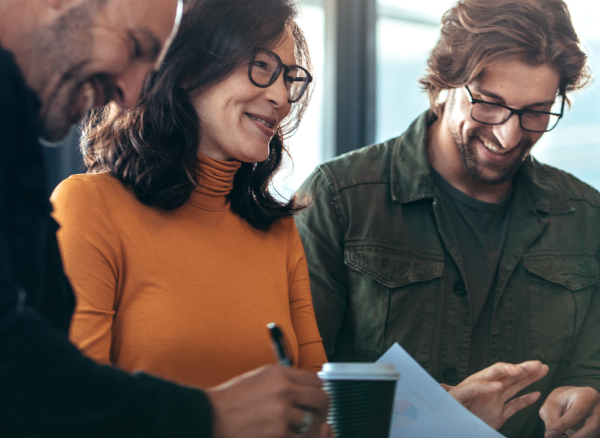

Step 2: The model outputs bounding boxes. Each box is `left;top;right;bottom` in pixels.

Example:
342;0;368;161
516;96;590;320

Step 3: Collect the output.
516;158;574;215
390;111;436;204
390;110;574;215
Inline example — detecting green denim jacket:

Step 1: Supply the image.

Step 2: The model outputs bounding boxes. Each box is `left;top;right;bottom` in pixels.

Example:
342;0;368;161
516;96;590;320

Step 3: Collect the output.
296;112;600;438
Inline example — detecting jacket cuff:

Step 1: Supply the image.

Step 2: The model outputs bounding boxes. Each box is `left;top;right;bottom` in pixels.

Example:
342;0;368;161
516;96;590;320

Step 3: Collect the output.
146;373;214;438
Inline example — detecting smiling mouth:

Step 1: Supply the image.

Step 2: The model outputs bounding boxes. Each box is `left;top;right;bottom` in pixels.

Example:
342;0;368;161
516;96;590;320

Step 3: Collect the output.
247;114;275;129
81;82;96;113
77;77;111;120
479;138;512;155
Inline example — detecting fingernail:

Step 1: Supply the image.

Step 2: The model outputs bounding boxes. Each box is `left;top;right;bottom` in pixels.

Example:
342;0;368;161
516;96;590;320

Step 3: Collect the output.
545;430;558;438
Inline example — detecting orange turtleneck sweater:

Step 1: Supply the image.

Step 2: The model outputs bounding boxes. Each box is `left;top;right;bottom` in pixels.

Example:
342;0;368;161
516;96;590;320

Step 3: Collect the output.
50;154;326;389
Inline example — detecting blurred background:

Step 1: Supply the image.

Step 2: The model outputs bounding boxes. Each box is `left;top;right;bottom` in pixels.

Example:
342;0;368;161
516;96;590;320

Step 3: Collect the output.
45;0;600;197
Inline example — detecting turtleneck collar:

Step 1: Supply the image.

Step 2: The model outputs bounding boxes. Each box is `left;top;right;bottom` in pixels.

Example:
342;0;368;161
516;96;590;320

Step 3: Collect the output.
188;154;242;211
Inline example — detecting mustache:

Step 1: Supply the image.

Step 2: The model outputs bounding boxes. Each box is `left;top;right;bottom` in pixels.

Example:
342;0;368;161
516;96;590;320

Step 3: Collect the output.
467;128;532;151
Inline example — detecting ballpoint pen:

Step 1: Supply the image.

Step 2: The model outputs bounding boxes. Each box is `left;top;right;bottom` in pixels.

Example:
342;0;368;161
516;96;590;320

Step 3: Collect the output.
268;323;316;434
267;322;292;367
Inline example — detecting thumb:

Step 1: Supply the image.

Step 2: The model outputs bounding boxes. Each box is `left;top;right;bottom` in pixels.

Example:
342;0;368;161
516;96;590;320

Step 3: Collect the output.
539;397;562;436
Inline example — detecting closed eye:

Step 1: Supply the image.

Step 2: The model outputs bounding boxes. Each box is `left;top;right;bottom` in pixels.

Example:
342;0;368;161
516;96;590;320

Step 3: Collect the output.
478;101;501;109
523;111;546;118
252;61;269;70
285;76;307;84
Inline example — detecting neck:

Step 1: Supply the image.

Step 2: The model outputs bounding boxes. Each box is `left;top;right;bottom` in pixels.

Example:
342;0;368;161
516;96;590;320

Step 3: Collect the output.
427;112;513;204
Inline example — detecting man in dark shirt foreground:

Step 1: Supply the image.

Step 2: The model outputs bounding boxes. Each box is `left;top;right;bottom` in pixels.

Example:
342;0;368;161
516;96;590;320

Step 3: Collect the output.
0;0;328;436
296;0;600;437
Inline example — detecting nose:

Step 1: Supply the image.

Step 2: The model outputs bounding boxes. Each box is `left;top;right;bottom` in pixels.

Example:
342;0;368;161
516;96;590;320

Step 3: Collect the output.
493;113;523;150
264;73;290;108
111;62;153;110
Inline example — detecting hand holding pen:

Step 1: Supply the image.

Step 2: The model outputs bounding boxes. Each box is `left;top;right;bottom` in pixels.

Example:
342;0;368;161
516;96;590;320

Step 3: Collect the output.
268;322;330;436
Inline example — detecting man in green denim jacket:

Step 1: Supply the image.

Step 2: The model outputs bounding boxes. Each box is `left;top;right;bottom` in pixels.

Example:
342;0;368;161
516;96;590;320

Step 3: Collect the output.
296;1;600;437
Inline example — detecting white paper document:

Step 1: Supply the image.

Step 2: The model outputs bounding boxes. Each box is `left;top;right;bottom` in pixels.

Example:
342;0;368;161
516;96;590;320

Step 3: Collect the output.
377;343;506;438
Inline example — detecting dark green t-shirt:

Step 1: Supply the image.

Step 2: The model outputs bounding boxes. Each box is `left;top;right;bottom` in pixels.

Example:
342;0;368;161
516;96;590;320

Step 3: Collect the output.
432;168;513;374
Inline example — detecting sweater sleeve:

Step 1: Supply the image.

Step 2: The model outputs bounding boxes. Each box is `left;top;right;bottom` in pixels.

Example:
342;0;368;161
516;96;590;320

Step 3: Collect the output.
287;221;327;373
0;298;214;437
51;175;121;365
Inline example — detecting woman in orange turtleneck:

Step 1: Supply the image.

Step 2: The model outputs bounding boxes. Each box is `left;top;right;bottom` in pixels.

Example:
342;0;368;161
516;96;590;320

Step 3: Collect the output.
50;0;326;390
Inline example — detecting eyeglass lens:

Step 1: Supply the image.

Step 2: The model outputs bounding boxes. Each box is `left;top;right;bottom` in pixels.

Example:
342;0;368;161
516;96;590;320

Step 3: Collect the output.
471;99;562;133
250;51;310;102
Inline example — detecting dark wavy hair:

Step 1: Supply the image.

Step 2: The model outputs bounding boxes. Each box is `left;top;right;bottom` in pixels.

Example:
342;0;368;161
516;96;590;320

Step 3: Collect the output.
419;0;590;117
81;0;312;230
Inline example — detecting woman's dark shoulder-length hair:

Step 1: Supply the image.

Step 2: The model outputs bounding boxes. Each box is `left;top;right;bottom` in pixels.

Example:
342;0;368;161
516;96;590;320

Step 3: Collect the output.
81;0;313;230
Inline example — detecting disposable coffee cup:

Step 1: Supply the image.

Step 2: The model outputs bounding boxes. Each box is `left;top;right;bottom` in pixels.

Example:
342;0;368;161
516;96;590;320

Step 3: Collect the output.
318;363;400;438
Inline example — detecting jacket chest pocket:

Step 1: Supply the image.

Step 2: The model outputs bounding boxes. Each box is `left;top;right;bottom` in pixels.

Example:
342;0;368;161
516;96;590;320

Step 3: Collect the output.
344;245;443;365
523;255;599;364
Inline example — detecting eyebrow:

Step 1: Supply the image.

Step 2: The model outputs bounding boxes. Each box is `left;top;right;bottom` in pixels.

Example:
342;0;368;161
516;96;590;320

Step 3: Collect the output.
471;84;557;109
128;29;162;62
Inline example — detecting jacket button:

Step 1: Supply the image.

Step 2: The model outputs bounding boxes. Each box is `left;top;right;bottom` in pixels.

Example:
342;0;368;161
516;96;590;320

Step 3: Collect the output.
442;366;457;382
453;281;466;295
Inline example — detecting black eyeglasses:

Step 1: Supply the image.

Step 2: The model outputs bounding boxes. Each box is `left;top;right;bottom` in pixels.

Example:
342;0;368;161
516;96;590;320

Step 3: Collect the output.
463;86;564;133
248;50;313;103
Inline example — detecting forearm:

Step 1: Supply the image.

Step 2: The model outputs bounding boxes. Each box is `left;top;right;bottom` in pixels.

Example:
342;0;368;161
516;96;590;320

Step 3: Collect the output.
0;293;212;437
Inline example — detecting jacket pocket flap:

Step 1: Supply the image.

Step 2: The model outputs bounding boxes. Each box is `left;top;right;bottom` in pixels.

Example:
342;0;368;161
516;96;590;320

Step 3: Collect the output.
524;256;600;291
345;247;443;288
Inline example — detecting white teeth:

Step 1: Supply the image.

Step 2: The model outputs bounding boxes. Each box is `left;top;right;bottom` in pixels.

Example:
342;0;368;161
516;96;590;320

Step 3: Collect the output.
82;82;96;112
248;114;273;129
482;140;509;155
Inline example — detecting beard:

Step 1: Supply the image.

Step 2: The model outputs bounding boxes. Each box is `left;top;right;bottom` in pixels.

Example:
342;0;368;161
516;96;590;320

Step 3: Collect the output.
27;1;110;142
37;71;113;142
450;127;532;186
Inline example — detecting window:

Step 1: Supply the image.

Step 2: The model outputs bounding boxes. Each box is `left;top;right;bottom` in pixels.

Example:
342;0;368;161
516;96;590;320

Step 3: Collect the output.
533;1;600;189
273;0;327;199
48;0;600;194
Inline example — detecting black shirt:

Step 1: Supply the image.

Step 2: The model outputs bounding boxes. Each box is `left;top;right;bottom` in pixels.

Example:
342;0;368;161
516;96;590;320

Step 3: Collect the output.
432;168;513;374
0;45;212;437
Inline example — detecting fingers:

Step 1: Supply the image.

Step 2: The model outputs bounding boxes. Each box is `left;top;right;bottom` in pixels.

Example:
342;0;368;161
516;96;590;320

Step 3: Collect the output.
289;408;312;435
542;403;588;438
440;383;453;392
501;363;549;401
541;387;600;438
448;380;502;404
502;391;541;422
290;385;330;418
261;366;329;415
570;401;600;438
465;360;542;385
285;366;326;389
540;395;564;437
461;362;513;384
456;360;547;405
208;365;330;438
569;416;600;438
309;420;335;438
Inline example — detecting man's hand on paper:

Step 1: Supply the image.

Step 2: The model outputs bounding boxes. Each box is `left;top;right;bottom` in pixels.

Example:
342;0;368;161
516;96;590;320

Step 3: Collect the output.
208;365;329;438
539;386;600;438
441;360;549;430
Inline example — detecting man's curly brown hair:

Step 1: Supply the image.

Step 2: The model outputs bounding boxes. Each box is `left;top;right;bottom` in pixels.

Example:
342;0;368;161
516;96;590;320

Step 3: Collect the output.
419;0;591;117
